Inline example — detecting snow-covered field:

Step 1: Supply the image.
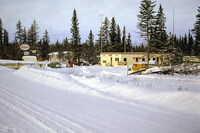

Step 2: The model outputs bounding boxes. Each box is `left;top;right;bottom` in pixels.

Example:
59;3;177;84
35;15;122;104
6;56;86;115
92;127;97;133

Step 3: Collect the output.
0;64;200;133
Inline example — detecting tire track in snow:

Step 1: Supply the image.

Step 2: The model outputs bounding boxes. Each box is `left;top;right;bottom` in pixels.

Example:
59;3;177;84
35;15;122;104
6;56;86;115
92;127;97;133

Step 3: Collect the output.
0;87;89;133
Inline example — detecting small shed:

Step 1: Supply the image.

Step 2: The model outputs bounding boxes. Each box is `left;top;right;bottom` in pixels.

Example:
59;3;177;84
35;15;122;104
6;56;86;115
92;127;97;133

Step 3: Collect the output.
22;56;37;62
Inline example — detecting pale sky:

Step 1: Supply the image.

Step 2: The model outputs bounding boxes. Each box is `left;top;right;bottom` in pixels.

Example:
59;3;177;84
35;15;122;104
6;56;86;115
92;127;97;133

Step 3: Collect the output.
0;0;199;44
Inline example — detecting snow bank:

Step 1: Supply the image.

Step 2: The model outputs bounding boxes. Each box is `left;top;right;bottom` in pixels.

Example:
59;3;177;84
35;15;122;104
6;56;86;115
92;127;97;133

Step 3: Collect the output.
14;65;200;116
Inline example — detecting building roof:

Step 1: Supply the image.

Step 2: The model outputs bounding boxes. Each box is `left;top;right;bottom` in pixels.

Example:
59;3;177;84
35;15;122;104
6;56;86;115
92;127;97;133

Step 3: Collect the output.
100;52;170;55
48;51;72;55
22;56;37;59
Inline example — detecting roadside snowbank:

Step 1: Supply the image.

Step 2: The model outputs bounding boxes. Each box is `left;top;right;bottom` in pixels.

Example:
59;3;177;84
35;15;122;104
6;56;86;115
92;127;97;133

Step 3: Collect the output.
14;65;200;116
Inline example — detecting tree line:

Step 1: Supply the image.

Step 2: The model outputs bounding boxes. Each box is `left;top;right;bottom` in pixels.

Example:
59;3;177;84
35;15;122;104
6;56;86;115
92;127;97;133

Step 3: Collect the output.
137;0;200;63
0;1;200;65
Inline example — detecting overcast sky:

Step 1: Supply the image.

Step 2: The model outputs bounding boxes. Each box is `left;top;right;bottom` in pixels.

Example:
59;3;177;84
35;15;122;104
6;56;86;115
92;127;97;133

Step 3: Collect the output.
0;0;199;44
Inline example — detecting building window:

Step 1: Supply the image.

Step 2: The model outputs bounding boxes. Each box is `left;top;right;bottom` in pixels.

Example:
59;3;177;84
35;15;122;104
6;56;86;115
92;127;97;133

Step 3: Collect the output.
153;58;155;60
136;58;138;62
115;58;119;61
142;58;145;61
124;58;127;62
157;58;159;62
103;60;106;63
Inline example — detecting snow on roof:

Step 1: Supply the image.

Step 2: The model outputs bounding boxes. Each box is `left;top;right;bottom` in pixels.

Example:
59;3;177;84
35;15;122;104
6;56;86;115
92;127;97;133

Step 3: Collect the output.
100;52;171;55
133;60;156;64
22;56;37;59
48;51;72;55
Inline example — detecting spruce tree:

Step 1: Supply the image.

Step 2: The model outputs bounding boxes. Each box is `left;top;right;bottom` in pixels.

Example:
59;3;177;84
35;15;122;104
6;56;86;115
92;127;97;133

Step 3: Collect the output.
126;33;132;52
0;18;3;58
109;17;118;52
152;4;167;53
87;30;98;64
15;20;23;44
40;30;50;60
137;0;156;40
2;29;9;59
102;17;110;52
70;9;81;64
14;20;24;59
116;25;122;52
27;20;40;51
122;26;126;52
137;0;156;66
188;31;194;56
22;27;27;43
192;6;200;56
0;18;3;45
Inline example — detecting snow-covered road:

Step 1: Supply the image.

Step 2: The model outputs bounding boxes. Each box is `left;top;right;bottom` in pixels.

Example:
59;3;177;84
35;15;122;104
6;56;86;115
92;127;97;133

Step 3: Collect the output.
0;66;200;133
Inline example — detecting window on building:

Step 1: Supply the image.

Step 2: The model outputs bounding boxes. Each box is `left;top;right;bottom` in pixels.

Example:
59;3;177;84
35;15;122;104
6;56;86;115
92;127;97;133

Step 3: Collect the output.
142;58;145;61
115;58;119;61
103;60;106;63
124;58;127;62
153;58;155;60
157;58;159;63
136;58;138;62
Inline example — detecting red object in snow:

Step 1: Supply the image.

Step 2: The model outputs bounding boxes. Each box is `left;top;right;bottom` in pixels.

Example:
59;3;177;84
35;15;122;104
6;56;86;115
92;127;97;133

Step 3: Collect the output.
69;61;73;68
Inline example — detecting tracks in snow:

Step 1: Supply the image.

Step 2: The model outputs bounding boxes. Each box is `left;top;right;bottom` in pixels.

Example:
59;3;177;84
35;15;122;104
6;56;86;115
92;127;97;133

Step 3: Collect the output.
0;87;88;133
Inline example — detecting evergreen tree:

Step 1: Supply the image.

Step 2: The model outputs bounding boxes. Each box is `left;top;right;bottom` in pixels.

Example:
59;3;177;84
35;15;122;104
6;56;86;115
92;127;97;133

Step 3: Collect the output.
188;31;194;56
137;0;156;40
0;18;3;45
86;30;98;64
63;37;70;51
137;0;156;66
70;9;81;64
2;29;9;59
39;30;50;60
151;4;167;52
122;26;127;52
116;25;122;52
22;27;27;43
109;17;118;52
0;18;3;58
15;20;23;44
126;33;132;52
101;17;110;52
27;20;40;51
192;6;200;56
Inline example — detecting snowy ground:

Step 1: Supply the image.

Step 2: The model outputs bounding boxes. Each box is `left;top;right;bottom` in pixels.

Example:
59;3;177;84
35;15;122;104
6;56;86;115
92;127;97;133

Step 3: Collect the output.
0;64;200;133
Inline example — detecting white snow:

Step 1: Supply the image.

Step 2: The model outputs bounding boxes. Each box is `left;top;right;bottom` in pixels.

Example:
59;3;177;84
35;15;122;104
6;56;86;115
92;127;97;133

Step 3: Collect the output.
0;64;200;133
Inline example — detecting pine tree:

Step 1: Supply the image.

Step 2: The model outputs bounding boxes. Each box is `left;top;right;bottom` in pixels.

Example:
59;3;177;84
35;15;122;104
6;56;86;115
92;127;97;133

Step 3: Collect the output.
27;20;40;51
15;20;23;44
2;29;9;59
116;25;122;52
70;9;81;64
152;4;167;53
137;0;156;67
122;26;126;52
87;30;98;64
39;30;50;60
63;37;70;51
109;17;118;52
188;31;194;56
101;17;110;52
0;18;3;58
0;18;3;45
192;6;200;56
126;33;132;52
22;27;27;43
137;0;156;40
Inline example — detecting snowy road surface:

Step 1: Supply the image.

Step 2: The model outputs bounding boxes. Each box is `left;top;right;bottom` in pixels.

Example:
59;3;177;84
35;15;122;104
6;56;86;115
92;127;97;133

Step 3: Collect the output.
0;65;200;133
